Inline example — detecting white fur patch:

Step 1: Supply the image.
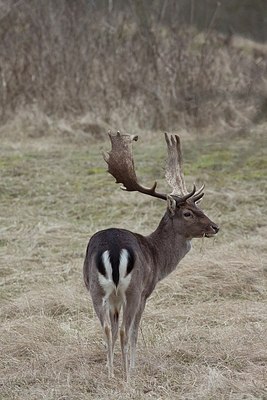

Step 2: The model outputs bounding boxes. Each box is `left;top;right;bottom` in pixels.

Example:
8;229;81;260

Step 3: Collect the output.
98;250;115;304
118;248;132;294
97;248;133;309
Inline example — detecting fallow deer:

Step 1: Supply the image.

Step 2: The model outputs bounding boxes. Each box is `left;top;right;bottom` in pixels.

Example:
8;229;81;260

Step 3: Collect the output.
83;132;219;381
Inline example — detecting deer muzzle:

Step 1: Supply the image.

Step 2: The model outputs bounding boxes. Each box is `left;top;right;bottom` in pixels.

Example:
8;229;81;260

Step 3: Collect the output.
205;222;220;237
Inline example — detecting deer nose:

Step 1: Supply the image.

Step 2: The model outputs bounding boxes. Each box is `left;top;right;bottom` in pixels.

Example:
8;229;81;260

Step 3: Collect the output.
211;224;219;234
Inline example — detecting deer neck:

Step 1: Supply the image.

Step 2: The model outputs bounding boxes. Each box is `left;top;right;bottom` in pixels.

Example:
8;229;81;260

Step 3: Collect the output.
147;213;191;282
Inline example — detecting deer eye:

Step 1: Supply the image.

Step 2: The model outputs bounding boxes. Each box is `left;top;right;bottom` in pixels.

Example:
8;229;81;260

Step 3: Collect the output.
183;211;192;218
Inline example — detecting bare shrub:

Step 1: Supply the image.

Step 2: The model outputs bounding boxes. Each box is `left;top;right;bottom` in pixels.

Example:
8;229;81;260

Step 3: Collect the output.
0;0;266;132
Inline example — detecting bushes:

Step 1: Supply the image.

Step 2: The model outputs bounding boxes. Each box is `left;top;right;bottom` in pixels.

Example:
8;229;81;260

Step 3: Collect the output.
0;0;266;132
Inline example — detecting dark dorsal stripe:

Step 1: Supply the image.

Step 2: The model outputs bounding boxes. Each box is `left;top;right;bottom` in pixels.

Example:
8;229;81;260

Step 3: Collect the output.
109;247;120;287
96;247;135;287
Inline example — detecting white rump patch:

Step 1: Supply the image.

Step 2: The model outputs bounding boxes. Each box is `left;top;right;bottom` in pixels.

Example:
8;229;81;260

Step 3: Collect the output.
98;250;115;304
97;248;133;311
118;248;132;294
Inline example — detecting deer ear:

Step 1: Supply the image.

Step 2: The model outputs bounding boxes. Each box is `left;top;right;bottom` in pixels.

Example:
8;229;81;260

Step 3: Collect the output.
167;195;176;216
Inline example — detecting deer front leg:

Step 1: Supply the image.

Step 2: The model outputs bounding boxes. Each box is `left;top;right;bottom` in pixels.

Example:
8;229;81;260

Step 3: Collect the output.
120;303;130;382
129;298;146;370
120;291;142;381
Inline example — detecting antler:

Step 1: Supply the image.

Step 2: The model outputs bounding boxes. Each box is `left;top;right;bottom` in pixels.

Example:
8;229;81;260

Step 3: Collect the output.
165;133;188;196
103;131;205;204
164;132;205;202
103;131;167;200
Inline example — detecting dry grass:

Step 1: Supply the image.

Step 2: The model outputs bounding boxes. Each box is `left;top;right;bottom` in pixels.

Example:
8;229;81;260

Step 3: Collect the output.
0;125;266;399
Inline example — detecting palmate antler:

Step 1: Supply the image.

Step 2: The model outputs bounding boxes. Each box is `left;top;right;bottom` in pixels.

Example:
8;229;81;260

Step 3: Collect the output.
103;131;205;203
164;133;205;202
103;131;166;200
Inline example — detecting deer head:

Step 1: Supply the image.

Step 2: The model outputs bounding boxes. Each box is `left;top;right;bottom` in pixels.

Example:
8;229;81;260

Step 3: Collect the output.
103;131;219;239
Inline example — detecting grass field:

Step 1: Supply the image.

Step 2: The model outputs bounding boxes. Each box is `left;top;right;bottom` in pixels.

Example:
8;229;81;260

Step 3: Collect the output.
0;126;266;399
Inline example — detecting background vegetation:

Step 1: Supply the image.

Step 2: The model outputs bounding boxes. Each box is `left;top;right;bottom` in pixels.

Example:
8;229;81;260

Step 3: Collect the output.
0;0;267;132
0;1;266;399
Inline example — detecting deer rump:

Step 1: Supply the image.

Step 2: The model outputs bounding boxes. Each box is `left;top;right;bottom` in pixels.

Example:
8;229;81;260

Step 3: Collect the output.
87;229;136;313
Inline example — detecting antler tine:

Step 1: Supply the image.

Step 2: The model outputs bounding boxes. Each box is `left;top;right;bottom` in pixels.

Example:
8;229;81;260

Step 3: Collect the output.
194;184;205;196
103;131;167;201
164;133;188;196
192;184;205;203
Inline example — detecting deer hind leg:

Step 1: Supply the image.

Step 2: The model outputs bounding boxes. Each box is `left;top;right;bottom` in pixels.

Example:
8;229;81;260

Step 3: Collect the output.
90;293;114;377
102;301;114;378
